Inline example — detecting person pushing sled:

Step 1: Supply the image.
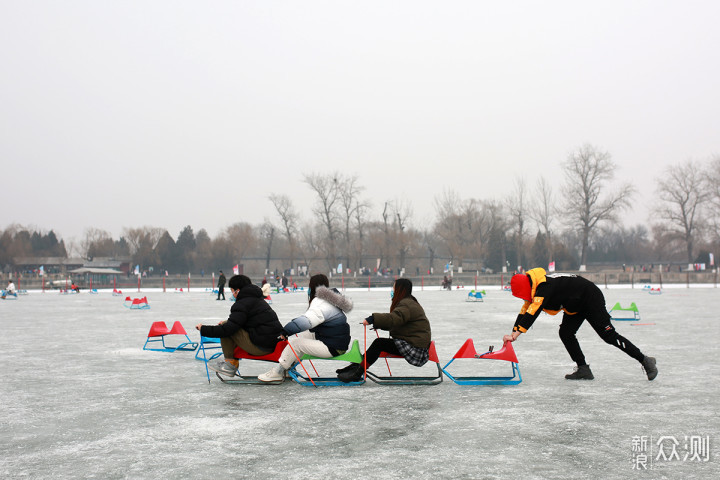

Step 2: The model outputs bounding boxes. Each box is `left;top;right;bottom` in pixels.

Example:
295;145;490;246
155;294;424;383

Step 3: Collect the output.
503;268;658;381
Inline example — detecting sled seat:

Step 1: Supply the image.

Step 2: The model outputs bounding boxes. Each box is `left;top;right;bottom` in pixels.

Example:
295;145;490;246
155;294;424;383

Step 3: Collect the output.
214;340;289;384
125;296;150;309
442;339;521;385
609;302;640;321
143;321;198;352
466;290;486;302
195;336;223;362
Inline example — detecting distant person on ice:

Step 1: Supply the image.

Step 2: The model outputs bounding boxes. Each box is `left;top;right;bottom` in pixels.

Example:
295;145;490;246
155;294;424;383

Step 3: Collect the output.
196;275;282;377
503;268;657;381
2;279;16;298
216;270;226;300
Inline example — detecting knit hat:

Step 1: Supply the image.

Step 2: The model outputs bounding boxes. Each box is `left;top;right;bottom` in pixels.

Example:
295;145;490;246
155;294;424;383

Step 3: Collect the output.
510;274;532;301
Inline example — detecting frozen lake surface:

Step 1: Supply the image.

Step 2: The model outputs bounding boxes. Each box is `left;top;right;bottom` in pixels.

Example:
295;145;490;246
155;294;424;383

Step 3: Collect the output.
2;285;719;479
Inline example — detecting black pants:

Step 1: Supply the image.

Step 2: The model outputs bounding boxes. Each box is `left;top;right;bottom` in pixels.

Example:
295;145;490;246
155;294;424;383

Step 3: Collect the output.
363;337;400;367
217;286;225;300
559;304;644;366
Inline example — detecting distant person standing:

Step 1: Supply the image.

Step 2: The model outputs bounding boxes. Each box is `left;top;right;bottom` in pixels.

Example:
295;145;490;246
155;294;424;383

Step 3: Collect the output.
217;270;226;300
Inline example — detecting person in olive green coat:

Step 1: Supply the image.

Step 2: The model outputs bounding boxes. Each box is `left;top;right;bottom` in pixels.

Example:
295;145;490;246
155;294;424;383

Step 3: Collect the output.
337;278;432;382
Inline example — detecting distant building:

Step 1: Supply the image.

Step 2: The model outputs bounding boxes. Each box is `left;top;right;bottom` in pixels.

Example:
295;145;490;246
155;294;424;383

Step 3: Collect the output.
12;256;131;275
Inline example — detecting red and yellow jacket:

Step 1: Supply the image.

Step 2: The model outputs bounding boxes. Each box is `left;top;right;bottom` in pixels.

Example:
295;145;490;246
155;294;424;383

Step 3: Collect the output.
512;268;601;333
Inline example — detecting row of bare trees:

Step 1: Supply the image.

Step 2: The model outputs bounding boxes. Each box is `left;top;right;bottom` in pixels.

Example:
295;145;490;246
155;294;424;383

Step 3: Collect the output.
3;145;719;275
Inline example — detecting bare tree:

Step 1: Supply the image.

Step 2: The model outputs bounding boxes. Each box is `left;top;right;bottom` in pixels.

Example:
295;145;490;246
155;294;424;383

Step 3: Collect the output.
123;226;165;270
269;194;299;272
484;199;511;272
654;159;710;264
297;221;322;274
391;198;413;273
433;189;464;264
561;144;635;268
506;177;528;270
528;176;556;266
259;221;275;273
433;190;489;270
303;172;341;269
352;199;370;273
80;228;112;257
707;155;720;241
380;201;392;269
338;174;368;274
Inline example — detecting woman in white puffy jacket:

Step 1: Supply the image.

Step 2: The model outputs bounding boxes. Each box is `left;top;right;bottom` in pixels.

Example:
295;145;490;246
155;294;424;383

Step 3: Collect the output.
258;273;353;382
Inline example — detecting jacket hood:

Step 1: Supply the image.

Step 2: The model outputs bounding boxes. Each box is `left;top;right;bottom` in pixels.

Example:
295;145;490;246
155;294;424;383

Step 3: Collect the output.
315;286;353;312
236;284;264;299
526;268;547;299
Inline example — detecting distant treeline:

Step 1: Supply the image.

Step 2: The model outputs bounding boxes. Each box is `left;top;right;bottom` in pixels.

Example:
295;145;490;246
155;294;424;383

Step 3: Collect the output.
2;145;719;275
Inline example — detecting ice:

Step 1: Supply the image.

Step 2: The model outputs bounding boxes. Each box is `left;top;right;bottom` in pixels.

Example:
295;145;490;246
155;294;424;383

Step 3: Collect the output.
1;286;719;479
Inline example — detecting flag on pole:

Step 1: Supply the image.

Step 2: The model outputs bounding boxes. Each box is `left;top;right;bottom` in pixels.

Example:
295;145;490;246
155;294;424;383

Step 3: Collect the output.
233;264;239;275
548;261;556;272
39;265;44;276
710;253;715;266
134;265;140;276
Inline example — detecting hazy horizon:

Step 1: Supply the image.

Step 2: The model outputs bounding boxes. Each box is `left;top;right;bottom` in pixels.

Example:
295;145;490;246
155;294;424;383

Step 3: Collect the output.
1;1;719;243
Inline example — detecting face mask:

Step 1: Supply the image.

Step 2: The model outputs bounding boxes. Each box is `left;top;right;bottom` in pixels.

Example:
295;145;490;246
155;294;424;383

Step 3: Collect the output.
390;290;394;299
308;289;312;299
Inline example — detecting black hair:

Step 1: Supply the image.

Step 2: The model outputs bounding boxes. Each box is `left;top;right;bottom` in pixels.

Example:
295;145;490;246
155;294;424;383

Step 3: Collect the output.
308;273;330;305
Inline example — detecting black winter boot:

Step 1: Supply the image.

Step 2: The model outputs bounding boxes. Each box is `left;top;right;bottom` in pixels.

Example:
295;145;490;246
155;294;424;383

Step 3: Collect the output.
336;363;358;374
337;363;364;383
641;356;658;381
565;364;594;380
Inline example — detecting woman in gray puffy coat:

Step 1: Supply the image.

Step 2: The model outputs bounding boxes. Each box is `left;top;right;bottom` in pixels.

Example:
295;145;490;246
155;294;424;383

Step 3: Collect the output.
258;273;352;382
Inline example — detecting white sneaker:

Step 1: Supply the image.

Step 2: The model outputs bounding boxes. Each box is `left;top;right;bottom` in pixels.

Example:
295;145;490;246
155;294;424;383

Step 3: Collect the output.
258;367;285;382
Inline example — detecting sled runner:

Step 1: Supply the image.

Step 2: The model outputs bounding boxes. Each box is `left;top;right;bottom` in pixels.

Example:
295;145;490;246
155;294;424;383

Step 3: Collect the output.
365;341;443;385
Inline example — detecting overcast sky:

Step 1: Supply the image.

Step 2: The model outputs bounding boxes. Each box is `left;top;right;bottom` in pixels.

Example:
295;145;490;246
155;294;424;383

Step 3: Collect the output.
1;1;718;244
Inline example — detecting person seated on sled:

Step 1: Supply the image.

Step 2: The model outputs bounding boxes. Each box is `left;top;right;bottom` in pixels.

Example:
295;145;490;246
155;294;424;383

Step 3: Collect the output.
441;275;452;290
258;274;352;382
261;279;272;299
6;279;17;295
70;281;80;293
196;275;283;377
337;278;432;383
503;268;658;381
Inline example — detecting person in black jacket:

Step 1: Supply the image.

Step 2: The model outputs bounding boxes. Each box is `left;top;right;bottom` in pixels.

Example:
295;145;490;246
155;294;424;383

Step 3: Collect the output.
216;270;226;300
196;275;282;377
503;268;657;381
